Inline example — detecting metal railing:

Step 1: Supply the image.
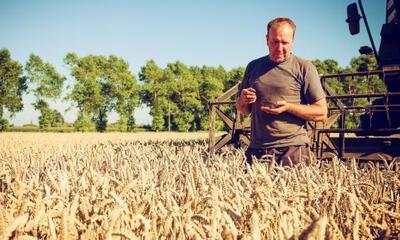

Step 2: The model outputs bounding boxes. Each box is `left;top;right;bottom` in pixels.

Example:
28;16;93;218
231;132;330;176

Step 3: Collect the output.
315;68;400;159
208;68;400;160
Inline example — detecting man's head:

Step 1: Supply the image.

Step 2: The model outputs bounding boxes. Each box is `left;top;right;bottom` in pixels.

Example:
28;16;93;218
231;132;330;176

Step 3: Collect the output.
266;17;296;63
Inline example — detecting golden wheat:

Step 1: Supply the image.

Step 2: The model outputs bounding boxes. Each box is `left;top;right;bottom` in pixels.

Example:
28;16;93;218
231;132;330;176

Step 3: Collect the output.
0;132;399;239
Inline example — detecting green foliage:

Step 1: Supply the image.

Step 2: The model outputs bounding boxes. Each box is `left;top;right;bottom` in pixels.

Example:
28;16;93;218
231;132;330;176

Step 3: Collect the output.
29;99;64;129
127;115;136;132
342;55;386;128
33;99;49;110
312;59;343;75
38;108;64;130
65;53;139;132
174;111;194;132
38;107;52;129
117;116;128;132
139;60;244;132
51;110;64;127
73;112;95;132
0;118;9;131
0;48;27;131
140;60;176;131
116;115;136;132
36;107;64;130
8;125;74;133
313;55;386;129
168;62;201;131
23;123;38;127
312;59;345;96
348;55;386;94
149;107;165;131
139;59;164;106
25;54;65;98
25;54;66;129
196;66;225;130
4;47;388;133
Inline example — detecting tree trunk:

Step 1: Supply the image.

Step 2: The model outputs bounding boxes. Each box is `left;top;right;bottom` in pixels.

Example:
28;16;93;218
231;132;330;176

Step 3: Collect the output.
168;101;171;131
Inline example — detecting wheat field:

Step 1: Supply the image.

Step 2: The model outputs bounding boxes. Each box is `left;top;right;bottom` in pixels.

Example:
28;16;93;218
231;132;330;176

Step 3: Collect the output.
0;132;399;239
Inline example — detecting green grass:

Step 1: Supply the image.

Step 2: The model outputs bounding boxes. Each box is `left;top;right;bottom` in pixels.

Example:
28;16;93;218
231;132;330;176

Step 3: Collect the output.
7;125;148;133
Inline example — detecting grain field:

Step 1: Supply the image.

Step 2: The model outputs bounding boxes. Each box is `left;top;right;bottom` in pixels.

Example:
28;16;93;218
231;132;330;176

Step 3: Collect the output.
0;132;399;239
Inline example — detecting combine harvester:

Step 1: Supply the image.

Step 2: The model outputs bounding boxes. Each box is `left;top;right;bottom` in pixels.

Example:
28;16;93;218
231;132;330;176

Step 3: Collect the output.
208;0;400;162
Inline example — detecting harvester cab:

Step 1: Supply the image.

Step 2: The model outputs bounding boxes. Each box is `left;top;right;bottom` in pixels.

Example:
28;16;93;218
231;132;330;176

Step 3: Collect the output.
347;0;400;68
313;0;400;160
346;0;400;130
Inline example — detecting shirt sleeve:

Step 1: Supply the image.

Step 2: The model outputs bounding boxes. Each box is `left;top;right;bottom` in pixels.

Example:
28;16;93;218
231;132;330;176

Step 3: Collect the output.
302;62;326;103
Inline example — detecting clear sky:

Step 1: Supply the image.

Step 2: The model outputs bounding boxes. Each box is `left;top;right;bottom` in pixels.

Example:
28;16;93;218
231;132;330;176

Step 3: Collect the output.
0;0;386;126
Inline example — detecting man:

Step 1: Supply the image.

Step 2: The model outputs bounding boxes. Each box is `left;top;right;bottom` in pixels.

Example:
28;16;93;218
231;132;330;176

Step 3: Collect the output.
236;17;327;167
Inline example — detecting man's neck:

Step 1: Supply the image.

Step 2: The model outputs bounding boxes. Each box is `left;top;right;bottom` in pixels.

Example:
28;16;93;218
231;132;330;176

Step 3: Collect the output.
268;53;292;64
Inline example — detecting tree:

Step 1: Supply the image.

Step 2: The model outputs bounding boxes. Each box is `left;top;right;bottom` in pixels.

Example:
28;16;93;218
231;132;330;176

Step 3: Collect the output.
65;53;139;132
167;61;201;132
74;111;95;132
344;54;386;128
195;66;226;130
0;48;27;131
36;106;64;129
348;54;385;94
25;54;65;130
140;61;245;131
312;59;343;75
313;56;386;128
64;53;106;131
139;60;176;131
312;59;344;95
196;65;236;131
107;56;140;131
227;67;245;89
51;109;64;127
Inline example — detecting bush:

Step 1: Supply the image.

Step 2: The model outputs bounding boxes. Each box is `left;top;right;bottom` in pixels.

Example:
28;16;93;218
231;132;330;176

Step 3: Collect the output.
74;113;95;132
0;118;9;131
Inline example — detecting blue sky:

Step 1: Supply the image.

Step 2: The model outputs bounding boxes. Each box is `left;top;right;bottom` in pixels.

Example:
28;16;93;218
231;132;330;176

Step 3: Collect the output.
0;0;386;126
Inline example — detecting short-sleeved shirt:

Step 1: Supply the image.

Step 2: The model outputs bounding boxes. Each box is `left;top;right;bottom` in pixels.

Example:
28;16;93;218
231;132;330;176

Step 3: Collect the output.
239;54;325;149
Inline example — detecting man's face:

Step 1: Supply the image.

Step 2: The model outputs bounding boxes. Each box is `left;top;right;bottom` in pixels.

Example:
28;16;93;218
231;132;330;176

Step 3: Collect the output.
267;23;294;63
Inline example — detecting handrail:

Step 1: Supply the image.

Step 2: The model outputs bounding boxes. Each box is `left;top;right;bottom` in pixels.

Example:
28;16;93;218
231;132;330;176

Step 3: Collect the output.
320;68;400;79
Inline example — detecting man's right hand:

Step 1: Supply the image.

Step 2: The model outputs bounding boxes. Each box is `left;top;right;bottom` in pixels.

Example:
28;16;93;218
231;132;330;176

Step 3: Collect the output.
236;87;256;115
239;88;257;104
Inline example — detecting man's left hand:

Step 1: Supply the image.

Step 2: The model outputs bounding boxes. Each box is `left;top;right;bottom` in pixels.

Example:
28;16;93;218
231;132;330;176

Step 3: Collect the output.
260;100;290;115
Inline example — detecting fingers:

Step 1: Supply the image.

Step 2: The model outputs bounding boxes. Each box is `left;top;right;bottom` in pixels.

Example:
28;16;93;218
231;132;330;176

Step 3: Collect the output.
260;101;288;115
246;87;256;93
241;88;257;104
239;88;289;115
260;106;282;115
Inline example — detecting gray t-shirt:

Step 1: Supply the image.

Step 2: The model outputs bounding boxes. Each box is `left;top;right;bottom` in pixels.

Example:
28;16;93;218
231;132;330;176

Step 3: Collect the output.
239;54;325;149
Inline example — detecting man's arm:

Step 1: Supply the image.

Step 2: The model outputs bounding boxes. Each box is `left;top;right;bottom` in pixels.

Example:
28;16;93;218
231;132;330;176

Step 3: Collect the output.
260;98;328;121
236;88;257;115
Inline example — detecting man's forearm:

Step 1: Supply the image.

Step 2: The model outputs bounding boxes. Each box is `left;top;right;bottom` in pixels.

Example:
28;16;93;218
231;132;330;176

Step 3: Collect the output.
236;99;251;115
286;100;327;121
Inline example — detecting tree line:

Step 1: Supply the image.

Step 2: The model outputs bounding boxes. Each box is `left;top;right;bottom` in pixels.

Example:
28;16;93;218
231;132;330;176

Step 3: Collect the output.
0;48;386;132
